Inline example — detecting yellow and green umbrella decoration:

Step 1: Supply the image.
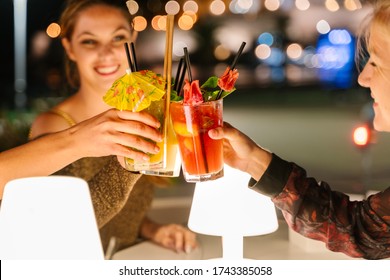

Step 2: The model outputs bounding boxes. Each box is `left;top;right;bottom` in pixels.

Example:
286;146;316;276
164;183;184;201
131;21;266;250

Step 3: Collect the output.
103;69;166;112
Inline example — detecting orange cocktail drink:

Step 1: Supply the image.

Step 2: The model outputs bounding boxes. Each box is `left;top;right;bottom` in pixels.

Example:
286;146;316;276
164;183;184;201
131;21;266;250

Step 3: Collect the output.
170;99;223;182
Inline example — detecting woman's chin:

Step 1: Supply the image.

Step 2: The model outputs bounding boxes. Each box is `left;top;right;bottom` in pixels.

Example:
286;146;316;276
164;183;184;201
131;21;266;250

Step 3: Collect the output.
372;118;389;132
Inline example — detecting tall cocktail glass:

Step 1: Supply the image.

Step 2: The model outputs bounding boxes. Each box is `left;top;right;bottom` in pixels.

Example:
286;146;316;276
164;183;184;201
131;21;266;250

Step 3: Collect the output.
140;115;181;177
124;98;167;171
170;99;224;182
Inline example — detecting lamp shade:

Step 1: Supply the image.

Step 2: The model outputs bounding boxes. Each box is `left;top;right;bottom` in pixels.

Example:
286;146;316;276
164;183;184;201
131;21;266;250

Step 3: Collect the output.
188;165;278;259
0;176;104;260
188;165;278;236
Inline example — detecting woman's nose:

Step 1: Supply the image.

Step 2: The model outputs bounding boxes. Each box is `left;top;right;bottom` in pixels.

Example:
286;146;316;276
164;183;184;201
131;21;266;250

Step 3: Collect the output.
357;64;371;88
98;44;114;58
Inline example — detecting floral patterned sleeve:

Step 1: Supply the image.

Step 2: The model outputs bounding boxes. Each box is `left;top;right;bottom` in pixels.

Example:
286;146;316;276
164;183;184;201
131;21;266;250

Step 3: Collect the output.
249;154;390;260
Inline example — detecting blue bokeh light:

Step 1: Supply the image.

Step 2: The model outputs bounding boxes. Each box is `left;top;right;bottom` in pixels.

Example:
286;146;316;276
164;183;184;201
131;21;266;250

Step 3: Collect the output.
316;29;355;89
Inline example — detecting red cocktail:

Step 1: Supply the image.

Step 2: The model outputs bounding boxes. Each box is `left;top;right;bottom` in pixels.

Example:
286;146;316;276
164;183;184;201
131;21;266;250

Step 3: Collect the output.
170;99;223;182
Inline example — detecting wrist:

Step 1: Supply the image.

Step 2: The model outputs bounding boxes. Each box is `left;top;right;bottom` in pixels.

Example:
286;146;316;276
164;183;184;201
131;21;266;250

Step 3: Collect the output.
246;147;272;181
140;217;160;240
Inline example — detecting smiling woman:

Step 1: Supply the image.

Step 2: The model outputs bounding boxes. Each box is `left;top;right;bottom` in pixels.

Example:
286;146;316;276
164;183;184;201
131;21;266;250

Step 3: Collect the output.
28;0;197;256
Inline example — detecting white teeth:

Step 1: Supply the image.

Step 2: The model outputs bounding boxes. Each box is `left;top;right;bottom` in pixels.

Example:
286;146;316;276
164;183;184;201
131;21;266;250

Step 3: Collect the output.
96;66;118;74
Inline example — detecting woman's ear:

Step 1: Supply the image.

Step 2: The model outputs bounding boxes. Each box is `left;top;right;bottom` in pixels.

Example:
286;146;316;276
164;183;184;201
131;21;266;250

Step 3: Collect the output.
62;38;76;61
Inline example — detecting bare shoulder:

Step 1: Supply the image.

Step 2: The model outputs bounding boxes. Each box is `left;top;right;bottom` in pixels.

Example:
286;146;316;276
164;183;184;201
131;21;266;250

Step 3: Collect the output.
29;111;72;139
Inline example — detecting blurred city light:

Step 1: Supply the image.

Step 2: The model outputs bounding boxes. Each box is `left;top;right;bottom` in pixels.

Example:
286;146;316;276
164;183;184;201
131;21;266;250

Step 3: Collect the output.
165;1;180;15
257;32;274;46
286;43;303;61
183;1;198;13
325;0;340;12
255;44;271;60
210;0;226;15
264;0;280;11
133;16;147;32
316;20;331;34
46;22;60;38
344;0;362;11
353;126;370;147
295;0;310;11
126;0;139;15
316;28;355;88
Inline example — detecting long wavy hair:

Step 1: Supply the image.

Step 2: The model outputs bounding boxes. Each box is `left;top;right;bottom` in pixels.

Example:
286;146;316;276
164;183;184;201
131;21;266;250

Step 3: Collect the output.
59;0;133;89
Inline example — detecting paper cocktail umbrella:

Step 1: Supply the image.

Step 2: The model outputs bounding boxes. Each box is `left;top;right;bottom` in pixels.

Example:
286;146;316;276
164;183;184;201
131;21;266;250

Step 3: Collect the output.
103;69;166;112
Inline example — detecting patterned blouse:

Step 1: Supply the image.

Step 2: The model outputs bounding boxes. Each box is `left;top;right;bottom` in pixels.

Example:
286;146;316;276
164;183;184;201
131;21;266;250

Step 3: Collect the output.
249;154;390;260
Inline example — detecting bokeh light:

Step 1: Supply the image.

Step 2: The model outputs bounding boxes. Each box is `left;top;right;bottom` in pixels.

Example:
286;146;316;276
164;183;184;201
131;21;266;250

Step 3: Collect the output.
295;0;310;11
257;32;274;46
46;22;61;38
325;0;340;12
126;0;139;15
178;14;194;30
151;15;162;31
286;43;303;61
158;15;167;31
214;45;231;61
264;0;280;12
165;1;180;15
183;1;199;13
210;0;226;16
133;16;147;32
255;44;271;60
316;20;331;34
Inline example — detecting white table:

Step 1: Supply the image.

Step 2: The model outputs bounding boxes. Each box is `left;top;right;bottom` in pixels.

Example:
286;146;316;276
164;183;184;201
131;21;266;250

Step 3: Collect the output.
112;220;355;260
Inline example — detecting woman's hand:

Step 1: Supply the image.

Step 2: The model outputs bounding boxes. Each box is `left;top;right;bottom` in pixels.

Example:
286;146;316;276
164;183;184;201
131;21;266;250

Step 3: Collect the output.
140;217;197;253
208;122;272;180
69;109;162;162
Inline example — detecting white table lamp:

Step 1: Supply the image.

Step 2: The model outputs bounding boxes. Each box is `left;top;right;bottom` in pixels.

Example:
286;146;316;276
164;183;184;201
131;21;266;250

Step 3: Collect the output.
0;176;104;260
188;165;278;259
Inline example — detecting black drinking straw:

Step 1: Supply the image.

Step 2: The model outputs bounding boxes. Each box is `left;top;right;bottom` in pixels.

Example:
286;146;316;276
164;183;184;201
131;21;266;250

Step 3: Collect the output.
130;42;138;71
230;41;246;70
174;57;184;92
183;47;193;82
215;41;246;100
175;57;187;96
183;47;209;174
124;42;135;72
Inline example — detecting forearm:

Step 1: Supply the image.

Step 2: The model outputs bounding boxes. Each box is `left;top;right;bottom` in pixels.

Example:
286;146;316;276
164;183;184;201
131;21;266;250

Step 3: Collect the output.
0;130;81;198
249;154;390;259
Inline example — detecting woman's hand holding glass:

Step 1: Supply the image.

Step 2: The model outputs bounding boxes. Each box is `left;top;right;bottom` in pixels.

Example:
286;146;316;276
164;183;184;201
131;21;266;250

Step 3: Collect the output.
208;122;272;181
71;109;162;166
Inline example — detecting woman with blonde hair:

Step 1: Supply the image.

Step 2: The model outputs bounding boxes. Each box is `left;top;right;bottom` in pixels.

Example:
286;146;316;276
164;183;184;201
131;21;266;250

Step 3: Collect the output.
209;1;390;260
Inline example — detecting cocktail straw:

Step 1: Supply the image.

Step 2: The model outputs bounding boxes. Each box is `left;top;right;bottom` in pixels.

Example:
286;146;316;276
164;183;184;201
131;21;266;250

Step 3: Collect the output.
175;57;187;96
230;41;246;70
182;47;209;173
216;41;246;100
163;14;175;162
174;57;184;92
130;42;138;71
183;47;193;83
124;42;135;72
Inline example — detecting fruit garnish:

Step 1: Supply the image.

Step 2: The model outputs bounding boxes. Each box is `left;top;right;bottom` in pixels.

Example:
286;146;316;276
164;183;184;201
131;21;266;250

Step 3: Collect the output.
183;80;204;105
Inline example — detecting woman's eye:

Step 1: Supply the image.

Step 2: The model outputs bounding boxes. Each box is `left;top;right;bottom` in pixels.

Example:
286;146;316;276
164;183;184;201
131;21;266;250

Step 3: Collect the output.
80;39;96;46
113;35;126;43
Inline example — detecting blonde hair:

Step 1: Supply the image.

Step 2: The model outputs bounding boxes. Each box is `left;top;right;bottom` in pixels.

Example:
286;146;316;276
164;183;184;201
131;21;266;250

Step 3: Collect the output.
59;0;133;89
356;1;390;71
